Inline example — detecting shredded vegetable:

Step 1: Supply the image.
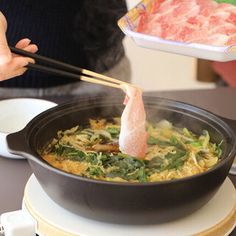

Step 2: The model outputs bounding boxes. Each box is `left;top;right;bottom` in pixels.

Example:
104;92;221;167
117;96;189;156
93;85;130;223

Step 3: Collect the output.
41;119;222;183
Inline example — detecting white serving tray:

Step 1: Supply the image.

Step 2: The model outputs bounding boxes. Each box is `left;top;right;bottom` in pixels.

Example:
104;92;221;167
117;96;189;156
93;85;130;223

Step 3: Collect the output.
118;0;236;61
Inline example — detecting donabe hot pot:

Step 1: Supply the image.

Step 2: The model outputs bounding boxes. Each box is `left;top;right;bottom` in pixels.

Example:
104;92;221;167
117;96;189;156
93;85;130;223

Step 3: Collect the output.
7;96;236;224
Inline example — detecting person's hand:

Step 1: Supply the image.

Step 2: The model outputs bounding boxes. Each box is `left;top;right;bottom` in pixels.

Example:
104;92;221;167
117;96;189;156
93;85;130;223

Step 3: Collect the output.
0;12;38;81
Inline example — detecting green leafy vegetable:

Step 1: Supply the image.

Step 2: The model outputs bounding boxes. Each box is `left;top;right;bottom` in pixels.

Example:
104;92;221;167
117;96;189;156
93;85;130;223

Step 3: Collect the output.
106;127;120;138
54;144;85;161
199;130;210;149
214;140;223;157
147;136;171;146
183;128;194;138
87;166;104;177
215;0;236;5
165;149;187;170
147;156;165;170
170;136;185;149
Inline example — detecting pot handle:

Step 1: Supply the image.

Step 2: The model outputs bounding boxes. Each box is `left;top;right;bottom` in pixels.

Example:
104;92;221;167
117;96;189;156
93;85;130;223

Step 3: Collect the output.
6;128;35;160
220;116;236;134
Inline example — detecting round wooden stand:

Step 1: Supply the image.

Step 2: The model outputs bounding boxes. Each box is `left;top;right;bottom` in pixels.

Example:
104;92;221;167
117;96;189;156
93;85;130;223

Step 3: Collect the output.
23;175;236;236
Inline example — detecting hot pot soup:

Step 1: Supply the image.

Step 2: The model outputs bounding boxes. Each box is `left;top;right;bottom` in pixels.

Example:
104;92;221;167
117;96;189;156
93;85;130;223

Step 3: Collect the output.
41;118;222;183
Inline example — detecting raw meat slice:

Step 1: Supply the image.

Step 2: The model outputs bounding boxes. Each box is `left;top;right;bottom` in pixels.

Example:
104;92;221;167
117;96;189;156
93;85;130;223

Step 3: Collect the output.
151;0;166;13
136;0;236;46
196;0;218;16
119;85;148;159
227;12;236;24
173;1;199;19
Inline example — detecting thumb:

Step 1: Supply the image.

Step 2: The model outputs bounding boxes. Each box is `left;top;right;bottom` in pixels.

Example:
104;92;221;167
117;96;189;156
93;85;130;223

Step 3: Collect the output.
0;12;11;64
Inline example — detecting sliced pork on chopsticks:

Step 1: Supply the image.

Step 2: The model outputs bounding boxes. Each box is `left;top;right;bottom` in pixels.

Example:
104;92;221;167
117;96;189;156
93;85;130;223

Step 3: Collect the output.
119;84;148;159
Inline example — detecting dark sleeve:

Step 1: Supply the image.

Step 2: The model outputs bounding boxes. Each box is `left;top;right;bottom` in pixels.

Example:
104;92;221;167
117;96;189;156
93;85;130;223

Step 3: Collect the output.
73;0;127;72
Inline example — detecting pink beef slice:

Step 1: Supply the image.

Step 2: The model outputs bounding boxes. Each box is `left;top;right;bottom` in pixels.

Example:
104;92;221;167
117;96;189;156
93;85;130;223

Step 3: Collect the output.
151;0;166;13
137;12;163;36
157;0;176;13
196;0;218;16
219;4;236;25
177;25;209;43
136;0;236;46
136;11;151;33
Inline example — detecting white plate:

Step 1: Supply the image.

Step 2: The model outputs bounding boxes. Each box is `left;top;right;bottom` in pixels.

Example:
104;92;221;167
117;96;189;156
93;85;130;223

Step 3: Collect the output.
0;98;57;159
118;0;236;62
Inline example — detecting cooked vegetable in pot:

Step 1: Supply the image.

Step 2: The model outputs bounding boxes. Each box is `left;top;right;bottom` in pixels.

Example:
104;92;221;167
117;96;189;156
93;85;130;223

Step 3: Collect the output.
41;118;222;183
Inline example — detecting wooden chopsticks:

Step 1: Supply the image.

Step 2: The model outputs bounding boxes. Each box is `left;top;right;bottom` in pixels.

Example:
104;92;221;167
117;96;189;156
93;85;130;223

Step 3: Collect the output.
10;46;127;89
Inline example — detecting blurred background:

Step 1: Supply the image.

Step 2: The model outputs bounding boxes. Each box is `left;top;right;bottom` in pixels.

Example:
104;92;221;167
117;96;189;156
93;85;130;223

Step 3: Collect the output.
124;0;216;91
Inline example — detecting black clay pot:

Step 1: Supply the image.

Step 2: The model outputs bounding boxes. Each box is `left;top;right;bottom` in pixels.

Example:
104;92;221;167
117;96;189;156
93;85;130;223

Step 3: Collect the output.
6;96;236;224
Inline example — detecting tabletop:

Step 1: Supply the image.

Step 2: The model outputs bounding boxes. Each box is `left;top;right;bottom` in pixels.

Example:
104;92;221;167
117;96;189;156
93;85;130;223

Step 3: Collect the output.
0;87;235;236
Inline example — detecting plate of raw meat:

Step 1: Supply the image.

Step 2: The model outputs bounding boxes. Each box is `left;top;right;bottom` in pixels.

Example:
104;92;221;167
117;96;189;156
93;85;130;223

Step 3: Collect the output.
118;0;236;61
